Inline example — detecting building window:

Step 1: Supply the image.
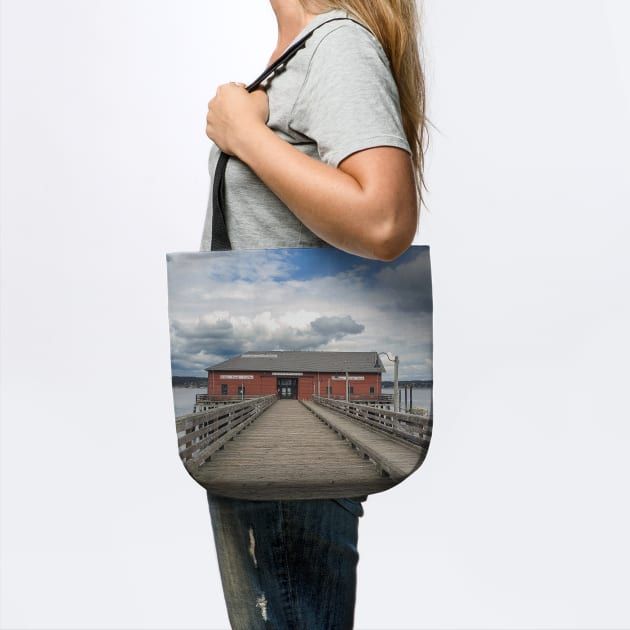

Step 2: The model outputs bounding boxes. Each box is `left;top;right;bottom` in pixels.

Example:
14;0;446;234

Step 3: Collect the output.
221;383;228;395
369;386;375;394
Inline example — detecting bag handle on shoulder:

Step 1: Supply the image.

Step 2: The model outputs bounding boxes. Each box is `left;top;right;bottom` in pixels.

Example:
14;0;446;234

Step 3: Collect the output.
210;15;372;251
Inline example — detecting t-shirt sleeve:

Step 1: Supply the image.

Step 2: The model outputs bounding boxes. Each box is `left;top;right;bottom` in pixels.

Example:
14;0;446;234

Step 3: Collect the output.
288;23;412;168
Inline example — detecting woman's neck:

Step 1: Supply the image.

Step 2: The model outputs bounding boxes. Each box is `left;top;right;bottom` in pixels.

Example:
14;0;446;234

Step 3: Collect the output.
268;0;322;65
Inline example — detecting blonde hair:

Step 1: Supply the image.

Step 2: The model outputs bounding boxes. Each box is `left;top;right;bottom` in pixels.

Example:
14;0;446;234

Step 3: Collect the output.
298;0;429;212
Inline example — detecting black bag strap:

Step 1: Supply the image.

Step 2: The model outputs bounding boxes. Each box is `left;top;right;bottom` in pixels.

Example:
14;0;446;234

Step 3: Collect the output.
210;15;373;251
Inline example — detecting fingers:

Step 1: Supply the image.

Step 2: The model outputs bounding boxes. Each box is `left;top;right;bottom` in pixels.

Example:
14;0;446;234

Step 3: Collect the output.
216;81;246;92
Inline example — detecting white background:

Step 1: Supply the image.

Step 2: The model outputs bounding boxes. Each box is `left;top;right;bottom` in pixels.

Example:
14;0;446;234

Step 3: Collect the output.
1;0;629;628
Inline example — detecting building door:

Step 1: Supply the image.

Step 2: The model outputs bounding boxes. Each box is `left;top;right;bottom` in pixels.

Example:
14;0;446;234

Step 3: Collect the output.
277;377;298;399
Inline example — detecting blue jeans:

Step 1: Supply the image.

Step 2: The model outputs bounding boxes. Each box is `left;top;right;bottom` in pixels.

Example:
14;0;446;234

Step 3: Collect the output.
207;491;366;629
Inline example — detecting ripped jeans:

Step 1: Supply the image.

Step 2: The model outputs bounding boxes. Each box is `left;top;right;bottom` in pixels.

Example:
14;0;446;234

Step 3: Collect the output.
206;491;366;630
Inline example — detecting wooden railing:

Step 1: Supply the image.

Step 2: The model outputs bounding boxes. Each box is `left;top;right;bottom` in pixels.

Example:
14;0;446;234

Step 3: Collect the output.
311;394;431;450
197;393;394;404
196;393;263;403
177;395;277;472
322;393;392;402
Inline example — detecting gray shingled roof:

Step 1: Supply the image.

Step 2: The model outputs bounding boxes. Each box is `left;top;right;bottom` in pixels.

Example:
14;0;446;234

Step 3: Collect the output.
205;350;386;373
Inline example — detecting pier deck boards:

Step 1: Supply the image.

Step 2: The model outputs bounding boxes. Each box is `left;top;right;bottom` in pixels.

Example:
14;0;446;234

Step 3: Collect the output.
194;399;396;500
301;400;422;479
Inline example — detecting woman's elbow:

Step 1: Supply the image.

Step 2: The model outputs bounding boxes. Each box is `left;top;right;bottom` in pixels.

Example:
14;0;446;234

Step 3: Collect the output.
370;209;417;262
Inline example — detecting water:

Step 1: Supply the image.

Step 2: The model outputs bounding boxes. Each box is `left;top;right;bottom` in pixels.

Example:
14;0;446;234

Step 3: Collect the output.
172;385;432;418
382;386;432;413
173;387;206;417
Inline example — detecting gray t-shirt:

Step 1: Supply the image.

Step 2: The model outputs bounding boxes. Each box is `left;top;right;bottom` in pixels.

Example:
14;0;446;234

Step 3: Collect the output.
199;7;412;252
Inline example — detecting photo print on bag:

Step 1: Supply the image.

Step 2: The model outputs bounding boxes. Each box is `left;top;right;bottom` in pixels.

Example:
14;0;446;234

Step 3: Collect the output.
166;246;433;500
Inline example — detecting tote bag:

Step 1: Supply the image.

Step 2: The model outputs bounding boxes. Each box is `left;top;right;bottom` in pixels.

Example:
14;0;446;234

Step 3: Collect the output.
166;17;433;501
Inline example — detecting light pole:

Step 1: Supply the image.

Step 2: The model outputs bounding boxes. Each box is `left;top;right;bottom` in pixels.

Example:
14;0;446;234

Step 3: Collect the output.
378;352;400;412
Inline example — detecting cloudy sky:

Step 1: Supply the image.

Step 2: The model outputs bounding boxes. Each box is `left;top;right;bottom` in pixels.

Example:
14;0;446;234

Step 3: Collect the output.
166;246;432;380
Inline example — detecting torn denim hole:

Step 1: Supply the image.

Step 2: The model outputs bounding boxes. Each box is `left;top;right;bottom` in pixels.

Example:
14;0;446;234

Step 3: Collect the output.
248;525;258;568
256;593;268;621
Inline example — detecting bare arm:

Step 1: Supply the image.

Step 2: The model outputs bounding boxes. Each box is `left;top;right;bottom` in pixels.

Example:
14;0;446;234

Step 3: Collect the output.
234;123;417;261
207;83;417;261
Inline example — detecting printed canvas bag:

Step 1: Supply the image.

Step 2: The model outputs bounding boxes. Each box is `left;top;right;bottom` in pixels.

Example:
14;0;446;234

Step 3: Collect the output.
166;16;433;500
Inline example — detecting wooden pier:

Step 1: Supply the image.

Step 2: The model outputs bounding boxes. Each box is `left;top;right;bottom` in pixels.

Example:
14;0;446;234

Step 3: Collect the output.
178;396;431;500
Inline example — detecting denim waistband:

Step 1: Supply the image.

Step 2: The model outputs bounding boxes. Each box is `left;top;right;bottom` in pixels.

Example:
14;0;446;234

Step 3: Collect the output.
332;496;367;517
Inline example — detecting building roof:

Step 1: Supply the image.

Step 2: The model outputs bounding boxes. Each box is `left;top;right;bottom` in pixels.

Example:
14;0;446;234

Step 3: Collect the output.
205;350;386;373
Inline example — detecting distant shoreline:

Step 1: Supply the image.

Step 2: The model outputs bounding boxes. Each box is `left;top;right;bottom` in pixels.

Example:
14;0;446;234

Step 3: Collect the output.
172;379;433;388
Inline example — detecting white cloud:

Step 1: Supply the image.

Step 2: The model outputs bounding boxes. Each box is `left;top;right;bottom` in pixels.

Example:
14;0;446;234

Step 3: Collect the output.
166;248;433;379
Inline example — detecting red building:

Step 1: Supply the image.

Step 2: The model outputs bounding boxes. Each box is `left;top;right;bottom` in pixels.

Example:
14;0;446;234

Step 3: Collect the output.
205;350;385;401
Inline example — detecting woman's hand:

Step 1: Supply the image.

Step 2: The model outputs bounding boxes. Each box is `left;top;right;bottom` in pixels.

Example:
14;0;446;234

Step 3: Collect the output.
206;82;269;157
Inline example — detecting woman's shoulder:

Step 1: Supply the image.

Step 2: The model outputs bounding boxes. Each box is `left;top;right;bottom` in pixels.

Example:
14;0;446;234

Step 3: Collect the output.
307;16;389;70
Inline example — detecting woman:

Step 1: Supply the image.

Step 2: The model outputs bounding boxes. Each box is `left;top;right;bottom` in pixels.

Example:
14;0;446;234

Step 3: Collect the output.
201;0;427;627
